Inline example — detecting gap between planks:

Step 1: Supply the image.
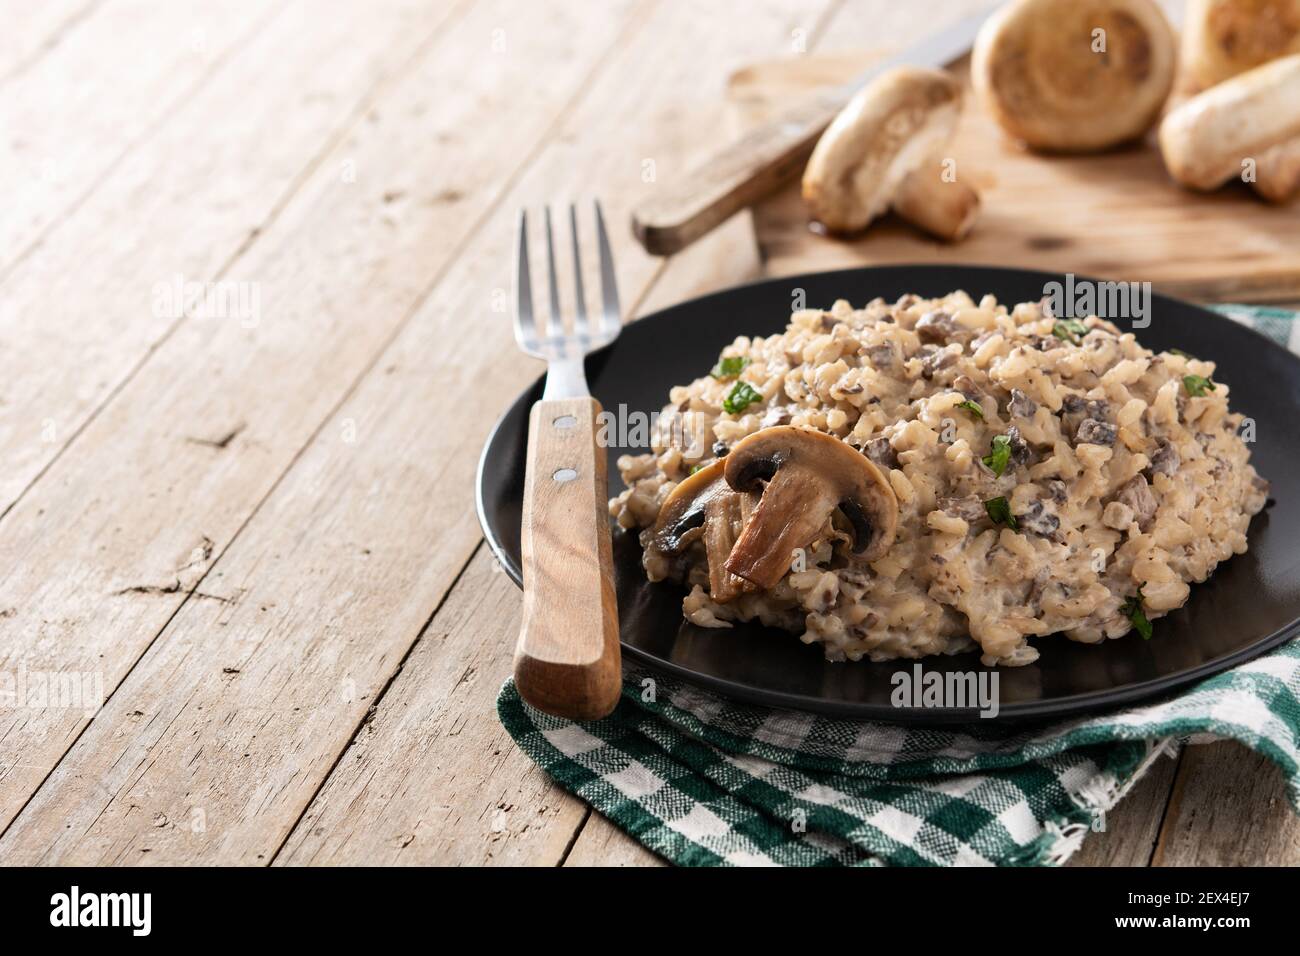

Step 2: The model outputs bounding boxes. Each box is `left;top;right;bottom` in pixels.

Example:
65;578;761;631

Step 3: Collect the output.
266;540;489;864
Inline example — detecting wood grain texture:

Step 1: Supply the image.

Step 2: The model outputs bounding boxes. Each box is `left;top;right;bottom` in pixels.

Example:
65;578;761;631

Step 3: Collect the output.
730;50;1300;301
276;548;589;866
1068;749;1181;866
564;811;667;867
0;0;274;277
0;0;101;82
0;0;458;520
0;0;640;854
1153;742;1300;865
516;397;622;720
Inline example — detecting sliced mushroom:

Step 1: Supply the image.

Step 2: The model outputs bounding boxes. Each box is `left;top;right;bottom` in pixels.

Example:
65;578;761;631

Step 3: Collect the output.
801;67;979;240
1159;54;1300;190
971;0;1176;152
1148;437;1180;475
647;460;755;603
722;426;898;589
1114;473;1158;530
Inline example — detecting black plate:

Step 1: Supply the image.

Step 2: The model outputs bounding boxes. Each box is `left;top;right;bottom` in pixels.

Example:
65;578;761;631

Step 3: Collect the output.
477;265;1300;722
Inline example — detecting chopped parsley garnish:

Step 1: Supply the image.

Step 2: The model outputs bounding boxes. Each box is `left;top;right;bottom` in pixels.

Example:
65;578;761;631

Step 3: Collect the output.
956;399;984;419
1052;319;1088;343
982;434;1013;476
689;464;704;475
1182;374;1217;397
710;355;751;380
1169;348;1197;360
722;381;763;415
1121;588;1153;640
984;496;1018;531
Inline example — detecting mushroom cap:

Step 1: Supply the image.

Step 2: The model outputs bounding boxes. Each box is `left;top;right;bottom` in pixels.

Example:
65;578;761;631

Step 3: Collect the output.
649;459;729;555
722;426;898;589
970;0;1176;152
1181;0;1300;91
801;67;962;233
1159;53;1300;189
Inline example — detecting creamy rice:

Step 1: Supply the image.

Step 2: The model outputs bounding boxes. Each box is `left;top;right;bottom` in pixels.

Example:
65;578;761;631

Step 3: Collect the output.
609;291;1269;666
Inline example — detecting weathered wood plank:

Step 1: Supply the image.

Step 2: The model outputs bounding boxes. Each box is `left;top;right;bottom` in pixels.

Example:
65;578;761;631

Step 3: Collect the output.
565;815;665;867
0;0;274;276
1068;749;1181;866
564;812;666;867
0;0;640;851
0;0;834;865
0;0;100;81
1152;742;1300;866
0;0;460;518
276;548;591;866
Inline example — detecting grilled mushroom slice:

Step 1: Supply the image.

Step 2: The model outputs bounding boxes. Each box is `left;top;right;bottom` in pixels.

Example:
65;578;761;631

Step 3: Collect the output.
647;460;755;603
722;426;898;589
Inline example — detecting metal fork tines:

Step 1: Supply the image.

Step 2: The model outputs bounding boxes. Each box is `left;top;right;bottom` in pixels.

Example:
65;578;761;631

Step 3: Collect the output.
514;201;621;399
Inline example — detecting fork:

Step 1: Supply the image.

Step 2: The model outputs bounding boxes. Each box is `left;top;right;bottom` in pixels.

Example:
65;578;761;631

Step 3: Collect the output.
511;201;622;720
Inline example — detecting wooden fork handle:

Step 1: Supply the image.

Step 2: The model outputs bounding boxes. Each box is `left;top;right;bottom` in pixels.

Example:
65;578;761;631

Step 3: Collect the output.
515;396;622;720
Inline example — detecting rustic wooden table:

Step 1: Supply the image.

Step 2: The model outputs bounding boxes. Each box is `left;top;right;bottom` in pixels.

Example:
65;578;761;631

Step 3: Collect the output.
1;0;1295;866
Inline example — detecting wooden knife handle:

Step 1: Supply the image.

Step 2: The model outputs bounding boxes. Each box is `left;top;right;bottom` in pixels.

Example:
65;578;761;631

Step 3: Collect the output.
514;396;622;720
631;91;844;256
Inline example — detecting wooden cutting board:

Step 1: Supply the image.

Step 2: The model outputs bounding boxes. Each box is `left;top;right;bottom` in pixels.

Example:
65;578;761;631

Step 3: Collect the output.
728;52;1300;303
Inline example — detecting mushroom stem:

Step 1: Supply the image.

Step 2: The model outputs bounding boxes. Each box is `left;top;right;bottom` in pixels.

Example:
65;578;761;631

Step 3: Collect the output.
1253;137;1300;202
893;167;981;241
724;466;824;588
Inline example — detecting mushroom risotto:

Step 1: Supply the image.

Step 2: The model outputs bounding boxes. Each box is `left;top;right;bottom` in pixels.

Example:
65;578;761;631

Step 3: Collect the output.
608;291;1270;667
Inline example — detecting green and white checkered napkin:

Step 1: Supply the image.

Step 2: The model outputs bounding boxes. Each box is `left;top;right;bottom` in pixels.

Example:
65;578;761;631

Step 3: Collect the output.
497;305;1300;867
